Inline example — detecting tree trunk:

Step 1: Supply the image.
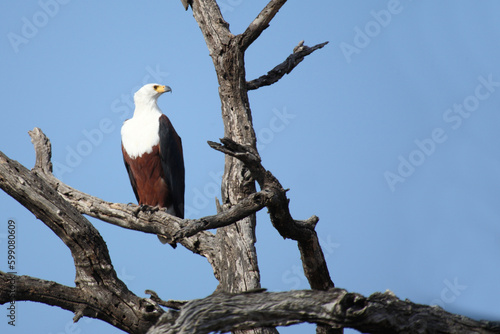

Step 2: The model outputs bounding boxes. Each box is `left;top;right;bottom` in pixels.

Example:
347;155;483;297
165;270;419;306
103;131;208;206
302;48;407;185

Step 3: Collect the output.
2;1;494;334
205;20;278;334
213;44;261;294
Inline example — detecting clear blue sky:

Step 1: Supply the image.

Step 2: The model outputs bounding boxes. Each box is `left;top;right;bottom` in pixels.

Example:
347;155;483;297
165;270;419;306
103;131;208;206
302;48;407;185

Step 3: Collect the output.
1;1;500;333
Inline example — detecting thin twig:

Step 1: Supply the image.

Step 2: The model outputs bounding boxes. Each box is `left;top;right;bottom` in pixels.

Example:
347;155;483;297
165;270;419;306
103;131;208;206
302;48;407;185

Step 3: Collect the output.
247;41;329;90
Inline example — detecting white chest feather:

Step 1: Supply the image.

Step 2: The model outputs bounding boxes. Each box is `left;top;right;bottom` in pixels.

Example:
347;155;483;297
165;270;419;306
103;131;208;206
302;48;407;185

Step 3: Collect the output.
121;111;161;159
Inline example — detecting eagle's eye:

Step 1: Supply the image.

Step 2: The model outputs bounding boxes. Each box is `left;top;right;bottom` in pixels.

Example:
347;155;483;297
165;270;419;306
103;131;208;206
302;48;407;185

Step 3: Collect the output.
153;85;159;90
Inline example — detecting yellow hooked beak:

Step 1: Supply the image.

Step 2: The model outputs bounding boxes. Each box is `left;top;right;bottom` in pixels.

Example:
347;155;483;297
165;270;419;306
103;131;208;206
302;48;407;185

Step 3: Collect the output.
154;85;172;93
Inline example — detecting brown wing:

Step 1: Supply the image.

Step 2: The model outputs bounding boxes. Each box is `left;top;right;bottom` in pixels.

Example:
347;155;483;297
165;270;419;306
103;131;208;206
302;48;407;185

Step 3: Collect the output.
158;114;185;218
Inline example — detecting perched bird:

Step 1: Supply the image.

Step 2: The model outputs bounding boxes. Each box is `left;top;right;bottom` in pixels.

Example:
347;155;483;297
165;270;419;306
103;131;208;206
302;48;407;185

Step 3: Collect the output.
121;84;185;229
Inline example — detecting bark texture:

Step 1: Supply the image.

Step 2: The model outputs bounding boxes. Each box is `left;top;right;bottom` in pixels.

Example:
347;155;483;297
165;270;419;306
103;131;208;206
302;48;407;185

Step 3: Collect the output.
0;127;498;334
189;2;330;333
0;136;163;334
146;289;500;334
0;1;495;334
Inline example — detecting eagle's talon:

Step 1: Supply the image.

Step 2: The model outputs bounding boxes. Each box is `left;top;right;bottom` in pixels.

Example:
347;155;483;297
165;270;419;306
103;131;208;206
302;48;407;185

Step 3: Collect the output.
139;204;158;214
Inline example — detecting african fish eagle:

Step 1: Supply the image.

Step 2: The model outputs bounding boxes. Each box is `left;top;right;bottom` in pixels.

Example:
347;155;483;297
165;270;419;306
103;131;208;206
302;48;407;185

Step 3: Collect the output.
121;83;185;224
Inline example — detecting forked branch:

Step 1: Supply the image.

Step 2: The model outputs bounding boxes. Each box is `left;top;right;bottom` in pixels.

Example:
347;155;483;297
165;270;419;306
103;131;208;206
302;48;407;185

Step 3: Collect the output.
173;190;271;241
25;128;280;263
0;135;164;333
209;138;334;291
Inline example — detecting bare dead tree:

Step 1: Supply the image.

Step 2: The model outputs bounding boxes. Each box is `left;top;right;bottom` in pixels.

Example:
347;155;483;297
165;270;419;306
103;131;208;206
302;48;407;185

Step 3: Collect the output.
0;1;499;334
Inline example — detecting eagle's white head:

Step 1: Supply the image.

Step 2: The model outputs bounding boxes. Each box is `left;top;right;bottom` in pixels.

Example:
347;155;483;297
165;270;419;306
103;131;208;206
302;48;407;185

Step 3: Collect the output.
133;83;172;111
123;84;173;158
